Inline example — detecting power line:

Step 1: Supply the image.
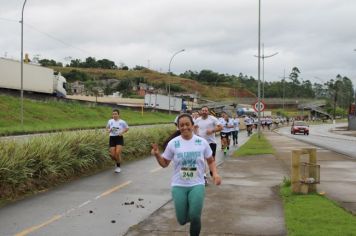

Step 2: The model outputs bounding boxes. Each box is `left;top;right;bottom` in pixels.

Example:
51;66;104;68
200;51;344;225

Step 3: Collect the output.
0;17;18;23
0;17;95;58
24;23;93;56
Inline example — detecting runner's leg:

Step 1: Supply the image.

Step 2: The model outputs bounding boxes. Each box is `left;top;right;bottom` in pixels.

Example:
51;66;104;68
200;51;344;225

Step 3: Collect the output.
209;143;217;177
188;185;205;236
172;186;189;225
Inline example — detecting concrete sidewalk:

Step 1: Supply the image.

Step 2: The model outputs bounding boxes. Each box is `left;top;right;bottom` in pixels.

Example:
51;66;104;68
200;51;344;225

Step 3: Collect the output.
266;131;356;215
125;129;356;235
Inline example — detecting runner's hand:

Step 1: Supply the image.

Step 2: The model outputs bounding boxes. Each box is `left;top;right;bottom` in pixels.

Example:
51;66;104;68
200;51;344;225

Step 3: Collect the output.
213;175;222;185
151;143;160;156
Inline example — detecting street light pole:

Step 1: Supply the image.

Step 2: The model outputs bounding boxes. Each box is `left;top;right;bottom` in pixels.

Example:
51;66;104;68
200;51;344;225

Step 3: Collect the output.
260;44;278;100
20;0;27;127
168;49;185;115
257;0;261;139
282;69;286;111
254;43;278;116
255;44;279;99
354;48;356;115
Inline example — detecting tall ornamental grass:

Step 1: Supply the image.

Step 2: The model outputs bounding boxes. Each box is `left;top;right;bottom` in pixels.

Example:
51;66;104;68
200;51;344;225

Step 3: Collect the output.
0;126;174;200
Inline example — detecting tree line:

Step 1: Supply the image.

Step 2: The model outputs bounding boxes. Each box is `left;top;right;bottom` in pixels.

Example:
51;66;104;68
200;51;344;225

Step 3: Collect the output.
38;57;147;70
179;67;355;113
37;56;354;115
38;57;119;69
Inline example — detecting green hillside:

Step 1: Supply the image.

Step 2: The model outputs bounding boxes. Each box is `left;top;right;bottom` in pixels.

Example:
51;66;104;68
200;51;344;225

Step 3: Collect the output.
54;66;256;101
0;94;175;136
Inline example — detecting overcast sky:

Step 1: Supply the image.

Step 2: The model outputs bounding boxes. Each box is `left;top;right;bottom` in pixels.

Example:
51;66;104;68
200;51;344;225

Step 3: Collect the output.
1;0;356;85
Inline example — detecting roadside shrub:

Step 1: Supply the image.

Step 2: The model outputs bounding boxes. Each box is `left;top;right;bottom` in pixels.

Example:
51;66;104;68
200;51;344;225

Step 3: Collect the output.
0;126;174;200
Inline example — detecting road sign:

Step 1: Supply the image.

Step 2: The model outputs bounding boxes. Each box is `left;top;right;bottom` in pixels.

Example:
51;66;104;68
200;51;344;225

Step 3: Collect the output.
253;100;265;112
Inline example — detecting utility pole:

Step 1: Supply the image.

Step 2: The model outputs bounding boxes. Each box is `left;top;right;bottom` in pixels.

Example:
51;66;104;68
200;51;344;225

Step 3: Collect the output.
20;0;27;127
254;44;278;117
255;44;278;101
354;88;356;116
279;69;288;112
333;85;337;120
168;49;185;115
257;0;261;139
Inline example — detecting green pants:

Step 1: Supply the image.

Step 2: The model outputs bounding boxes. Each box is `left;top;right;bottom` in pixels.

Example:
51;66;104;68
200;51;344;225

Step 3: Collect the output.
172;185;205;236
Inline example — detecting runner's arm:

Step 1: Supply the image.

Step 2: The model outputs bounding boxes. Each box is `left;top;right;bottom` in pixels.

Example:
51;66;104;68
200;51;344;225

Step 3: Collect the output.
119;127;129;135
194;124;199;135
215;124;223;132
207;157;221;185
151;144;171;168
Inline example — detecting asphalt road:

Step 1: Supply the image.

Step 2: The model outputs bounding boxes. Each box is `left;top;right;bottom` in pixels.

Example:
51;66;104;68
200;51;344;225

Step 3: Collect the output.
276;123;356;159
0;130;250;236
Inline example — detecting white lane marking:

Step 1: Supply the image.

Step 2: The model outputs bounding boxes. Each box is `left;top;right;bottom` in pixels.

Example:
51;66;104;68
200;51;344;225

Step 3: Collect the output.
78;200;91;208
65;208;76;215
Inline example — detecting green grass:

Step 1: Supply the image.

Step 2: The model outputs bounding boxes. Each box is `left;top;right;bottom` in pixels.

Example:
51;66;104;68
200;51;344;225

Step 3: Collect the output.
0;94;175;135
233;133;275;157
0;126;175;202
280;185;356;236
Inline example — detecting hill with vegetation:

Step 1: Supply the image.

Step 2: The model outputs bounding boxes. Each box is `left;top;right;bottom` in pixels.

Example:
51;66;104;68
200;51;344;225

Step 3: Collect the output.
53;66;255;101
39;57;353;117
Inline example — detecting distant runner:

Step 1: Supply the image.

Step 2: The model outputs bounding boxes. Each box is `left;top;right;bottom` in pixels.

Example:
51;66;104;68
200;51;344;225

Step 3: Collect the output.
219;111;234;155
232;114;240;146
194;106;222;184
244;115;254;136
106;109;129;173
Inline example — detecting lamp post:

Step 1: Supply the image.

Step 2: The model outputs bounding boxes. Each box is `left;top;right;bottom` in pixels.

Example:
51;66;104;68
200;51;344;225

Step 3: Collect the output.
300;77;304;117
257;0;261;139
354;49;356;116
259;44;278;100
20;0;27;127
254;44;278;116
280;69;287;112
168;49;185;114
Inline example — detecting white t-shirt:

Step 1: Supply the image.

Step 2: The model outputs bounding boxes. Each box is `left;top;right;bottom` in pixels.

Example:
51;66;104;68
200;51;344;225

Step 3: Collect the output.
162;135;213;187
244;117;253;126
106;119;129;136
233;118;240;131
194;115;220;144
219;117;234;133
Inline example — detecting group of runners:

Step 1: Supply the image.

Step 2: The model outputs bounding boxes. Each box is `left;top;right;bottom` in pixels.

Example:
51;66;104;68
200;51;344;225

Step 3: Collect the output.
194;108;240;156
105;107;241;236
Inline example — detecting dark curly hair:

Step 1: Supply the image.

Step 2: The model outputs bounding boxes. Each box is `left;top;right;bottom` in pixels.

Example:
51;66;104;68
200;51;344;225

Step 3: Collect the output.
163;113;193;149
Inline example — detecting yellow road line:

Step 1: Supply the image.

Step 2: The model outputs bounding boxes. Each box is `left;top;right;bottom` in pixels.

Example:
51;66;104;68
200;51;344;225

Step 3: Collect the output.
15;215;62;236
98;180;132;198
14;181;132;236
150;167;163;173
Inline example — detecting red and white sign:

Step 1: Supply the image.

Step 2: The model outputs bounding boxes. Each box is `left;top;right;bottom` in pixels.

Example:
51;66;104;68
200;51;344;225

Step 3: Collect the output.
253;100;266;112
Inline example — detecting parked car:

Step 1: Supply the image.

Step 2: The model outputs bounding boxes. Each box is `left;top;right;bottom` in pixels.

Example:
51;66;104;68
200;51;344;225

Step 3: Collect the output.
291;121;309;135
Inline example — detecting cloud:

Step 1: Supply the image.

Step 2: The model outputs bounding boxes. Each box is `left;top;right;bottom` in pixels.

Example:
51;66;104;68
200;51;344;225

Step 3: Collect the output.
1;0;356;84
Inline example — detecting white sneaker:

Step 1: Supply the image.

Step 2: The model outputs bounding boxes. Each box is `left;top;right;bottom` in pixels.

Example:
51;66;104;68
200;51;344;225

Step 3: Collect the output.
114;167;121;173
